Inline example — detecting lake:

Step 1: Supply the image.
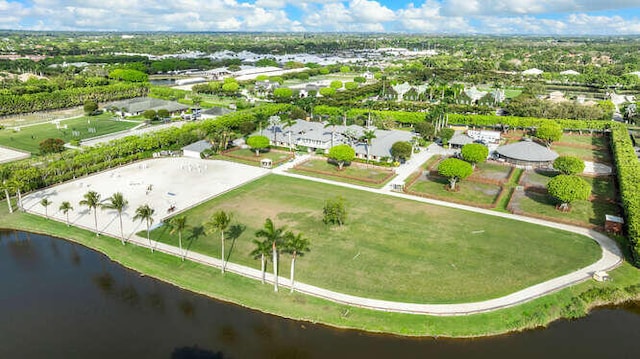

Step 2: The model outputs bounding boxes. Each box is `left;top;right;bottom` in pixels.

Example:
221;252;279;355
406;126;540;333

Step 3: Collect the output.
1;230;639;358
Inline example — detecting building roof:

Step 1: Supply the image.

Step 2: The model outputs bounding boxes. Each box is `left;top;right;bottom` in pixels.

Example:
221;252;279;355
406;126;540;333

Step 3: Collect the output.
262;120;414;158
449;133;474;146
496;140;559;162
560;70;580;75
201;106;233;116
182;140;212;153
108;97;188;114
522;68;544;75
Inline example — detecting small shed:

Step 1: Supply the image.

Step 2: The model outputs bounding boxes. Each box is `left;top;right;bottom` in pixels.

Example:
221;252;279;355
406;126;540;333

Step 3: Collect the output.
605;214;624;234
260;158;272;168
182;140;212;159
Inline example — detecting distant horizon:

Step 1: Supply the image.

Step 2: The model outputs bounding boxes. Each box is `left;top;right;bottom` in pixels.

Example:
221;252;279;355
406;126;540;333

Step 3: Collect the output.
1;1;639;35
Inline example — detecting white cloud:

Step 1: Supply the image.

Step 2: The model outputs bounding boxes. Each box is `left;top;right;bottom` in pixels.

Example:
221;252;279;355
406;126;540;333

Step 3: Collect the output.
441;0;640;16
0;0;639;34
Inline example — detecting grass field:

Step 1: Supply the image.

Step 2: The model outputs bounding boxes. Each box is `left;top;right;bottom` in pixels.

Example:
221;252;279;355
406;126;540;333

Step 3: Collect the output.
147;175;601;304
557;134;608;148
1;203;638;337
290;158;395;187
409;174;502;205
552;144;612;163
510;189;621;227
221;148;293;166
0;113;141;153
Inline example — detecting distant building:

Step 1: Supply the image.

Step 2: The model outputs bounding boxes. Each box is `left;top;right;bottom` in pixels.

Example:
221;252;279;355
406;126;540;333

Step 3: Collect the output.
182;140;212;159
522;68;544;76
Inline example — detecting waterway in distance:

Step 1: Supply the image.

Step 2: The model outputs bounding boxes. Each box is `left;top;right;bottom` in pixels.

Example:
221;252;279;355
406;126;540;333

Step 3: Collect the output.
1;230;639;358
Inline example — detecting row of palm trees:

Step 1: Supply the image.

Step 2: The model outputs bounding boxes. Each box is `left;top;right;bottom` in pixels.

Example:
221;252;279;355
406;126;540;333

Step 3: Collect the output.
38;190;156;249
35;191;311;293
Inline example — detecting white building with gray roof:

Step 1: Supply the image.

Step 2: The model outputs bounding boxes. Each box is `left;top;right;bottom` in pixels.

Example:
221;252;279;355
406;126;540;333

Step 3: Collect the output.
261;120;414;162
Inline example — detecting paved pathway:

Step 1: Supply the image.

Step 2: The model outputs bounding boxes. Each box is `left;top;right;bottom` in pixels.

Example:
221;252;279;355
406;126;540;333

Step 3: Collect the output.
23;152;624;316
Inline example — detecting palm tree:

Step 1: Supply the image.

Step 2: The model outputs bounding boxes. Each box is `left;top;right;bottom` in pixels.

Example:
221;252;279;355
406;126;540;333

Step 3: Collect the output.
102;192;129;245
323;115;342;149
8;178;23;211
133;204;155;253
79;191;101;236
284;231;310;293
360;129;377;163
250;239;271;284
268;115;281;145
40;198;52;219
255;218;286;292
166;215;188;260
281;117;297;152
59;201;73;226
0;167;12;213
206;210;233;273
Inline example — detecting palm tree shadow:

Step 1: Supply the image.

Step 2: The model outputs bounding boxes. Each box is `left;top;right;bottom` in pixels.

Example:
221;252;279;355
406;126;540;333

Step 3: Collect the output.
185;225;206;256
225;224;246;263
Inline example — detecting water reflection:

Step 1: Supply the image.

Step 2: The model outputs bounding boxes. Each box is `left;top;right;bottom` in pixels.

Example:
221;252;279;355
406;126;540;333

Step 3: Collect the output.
1;229;639;359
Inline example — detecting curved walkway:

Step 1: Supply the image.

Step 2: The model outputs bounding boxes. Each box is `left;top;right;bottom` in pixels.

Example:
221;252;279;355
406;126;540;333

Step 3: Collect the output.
23;154;624;316
125;160;622;316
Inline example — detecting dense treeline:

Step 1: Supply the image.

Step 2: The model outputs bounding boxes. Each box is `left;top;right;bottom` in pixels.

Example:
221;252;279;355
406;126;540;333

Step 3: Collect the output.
610;123;640;266
446;114;611;131
0;83;149;116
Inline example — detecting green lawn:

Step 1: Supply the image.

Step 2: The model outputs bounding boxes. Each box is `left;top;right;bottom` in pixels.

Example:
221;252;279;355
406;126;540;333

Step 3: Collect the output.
510;189;621;227
290;158;394;187
148;175;600;304
409;174;502;206
222;148;293;166
0;113;141;153
552;143;612;163
2;203;638;338
558;134;608;148
471;162;513;183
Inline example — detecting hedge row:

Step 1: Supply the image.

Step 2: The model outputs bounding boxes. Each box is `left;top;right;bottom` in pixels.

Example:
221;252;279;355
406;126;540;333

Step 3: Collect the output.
610;123;640;266
310;106;611;130
447;114;611;131
0;105;285;198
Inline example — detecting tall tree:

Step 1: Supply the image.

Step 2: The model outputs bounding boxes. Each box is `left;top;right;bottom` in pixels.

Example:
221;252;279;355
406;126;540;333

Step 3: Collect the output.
360;129;377;163
250;238;271;284
8;178;23;210
40;198;52;219
324;115;342;148
59;201;73;227
206;210;233;273
284;231;310;293
102;192;129;245
547;175;591;212
134;204;155;252
281;117;297;152
166;215;188;260
255;218;286;292
79;190;101;236
0;167;12;214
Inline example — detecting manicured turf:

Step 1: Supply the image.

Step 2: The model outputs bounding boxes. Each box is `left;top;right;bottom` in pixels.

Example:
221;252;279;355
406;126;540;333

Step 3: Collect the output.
222;148;293;166
148;174;601;303
2;194;637;338
510;189;621;226
409;174;501;205
470;162;513;182
290;158;394;187
0;113;141;153
552;143;611;163
557;134;608;148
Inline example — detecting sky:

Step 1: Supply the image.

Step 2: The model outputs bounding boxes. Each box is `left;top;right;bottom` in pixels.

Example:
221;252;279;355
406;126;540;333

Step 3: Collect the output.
1;0;640;35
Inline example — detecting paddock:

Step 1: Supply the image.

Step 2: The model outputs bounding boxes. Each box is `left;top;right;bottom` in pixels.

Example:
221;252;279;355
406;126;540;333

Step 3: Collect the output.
21;158;269;239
